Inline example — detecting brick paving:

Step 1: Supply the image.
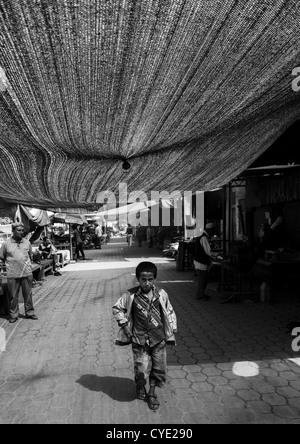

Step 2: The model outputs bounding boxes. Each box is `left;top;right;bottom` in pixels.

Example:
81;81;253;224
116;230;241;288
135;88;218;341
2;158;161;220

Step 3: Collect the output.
0;237;300;424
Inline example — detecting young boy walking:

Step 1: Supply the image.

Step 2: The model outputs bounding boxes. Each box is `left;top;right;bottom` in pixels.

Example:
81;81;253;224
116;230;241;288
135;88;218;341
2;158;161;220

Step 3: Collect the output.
112;261;177;411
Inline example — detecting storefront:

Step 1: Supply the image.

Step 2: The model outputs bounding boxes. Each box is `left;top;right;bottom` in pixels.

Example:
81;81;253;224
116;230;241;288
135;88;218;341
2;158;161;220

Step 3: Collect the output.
218;166;300;301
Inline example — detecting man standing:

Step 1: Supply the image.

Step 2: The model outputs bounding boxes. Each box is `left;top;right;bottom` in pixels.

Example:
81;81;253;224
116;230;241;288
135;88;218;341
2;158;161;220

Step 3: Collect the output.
74;225;85;260
95;223;103;249
126;224;134;247
136;224;144;247
0;222;38;323
146;226;155;248
193;223;220;300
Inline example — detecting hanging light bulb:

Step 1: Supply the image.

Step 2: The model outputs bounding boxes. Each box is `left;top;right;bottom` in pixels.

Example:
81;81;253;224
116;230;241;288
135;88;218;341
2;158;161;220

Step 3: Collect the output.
122;159;131;171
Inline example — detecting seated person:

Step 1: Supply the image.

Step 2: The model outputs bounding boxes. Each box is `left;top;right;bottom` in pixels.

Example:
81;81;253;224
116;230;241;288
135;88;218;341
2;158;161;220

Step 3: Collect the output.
39;237;62;276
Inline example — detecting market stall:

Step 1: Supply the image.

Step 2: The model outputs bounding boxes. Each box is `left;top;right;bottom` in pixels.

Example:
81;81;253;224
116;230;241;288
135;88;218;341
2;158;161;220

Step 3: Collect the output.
50;213;88;261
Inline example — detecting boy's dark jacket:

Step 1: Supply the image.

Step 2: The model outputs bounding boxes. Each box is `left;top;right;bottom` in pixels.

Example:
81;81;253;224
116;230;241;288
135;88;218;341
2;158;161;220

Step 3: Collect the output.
112;286;177;346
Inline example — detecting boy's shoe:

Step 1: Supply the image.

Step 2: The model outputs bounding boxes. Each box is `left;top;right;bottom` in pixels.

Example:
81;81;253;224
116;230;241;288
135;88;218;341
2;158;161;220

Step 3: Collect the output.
147;393;160;411
26;314;38;320
136;386;147;400
9;318;18;324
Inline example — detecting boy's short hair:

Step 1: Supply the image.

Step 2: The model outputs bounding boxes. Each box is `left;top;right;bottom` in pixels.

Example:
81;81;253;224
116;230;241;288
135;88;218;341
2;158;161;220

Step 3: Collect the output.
136;261;157;279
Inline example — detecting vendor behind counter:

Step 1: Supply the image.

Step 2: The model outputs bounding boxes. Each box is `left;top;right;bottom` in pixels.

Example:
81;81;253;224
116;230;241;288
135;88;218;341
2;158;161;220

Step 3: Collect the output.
257;207;288;257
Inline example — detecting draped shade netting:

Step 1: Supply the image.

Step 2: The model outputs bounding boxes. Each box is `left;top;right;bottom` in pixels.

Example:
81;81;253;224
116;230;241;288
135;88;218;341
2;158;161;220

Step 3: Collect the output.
0;0;300;210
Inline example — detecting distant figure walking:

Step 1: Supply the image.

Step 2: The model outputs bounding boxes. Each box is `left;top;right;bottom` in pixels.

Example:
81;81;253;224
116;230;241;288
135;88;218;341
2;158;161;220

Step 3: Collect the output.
136;225;144;247
95;224;103;249
146;226;155;248
74;225;85;260
126;224;134;247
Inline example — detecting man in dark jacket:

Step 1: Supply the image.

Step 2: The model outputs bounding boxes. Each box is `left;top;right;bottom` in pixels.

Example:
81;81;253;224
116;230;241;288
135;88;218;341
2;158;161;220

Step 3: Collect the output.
193;223;220;300
73;225;85;260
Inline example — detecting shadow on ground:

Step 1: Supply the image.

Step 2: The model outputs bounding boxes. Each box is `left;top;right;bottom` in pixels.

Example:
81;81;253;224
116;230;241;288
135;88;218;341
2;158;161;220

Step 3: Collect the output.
76;375;136;402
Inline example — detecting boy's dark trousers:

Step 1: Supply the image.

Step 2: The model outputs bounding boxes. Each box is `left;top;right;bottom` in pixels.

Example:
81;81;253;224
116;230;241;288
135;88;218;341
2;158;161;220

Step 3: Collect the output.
132;340;167;389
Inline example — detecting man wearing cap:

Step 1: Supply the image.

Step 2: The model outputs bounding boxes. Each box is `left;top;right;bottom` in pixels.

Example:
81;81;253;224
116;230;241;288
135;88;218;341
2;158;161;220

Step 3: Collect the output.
193;223;220;300
0;222;38;323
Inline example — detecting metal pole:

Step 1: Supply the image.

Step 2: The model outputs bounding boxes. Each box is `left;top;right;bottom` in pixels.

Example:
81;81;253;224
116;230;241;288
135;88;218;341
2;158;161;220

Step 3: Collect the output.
69;223;73;260
228;182;232;246
222;185;227;258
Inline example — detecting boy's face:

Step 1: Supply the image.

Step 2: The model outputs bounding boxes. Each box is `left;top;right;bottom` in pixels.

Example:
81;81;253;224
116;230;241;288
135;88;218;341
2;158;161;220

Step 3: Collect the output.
138;271;156;294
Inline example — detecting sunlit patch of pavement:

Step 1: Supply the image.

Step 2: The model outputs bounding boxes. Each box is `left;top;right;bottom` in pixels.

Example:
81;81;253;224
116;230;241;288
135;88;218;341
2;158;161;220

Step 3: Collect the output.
63;257;175;271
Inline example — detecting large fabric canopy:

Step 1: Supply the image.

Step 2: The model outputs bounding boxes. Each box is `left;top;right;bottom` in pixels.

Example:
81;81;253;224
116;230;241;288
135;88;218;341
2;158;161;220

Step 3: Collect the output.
0;0;299;210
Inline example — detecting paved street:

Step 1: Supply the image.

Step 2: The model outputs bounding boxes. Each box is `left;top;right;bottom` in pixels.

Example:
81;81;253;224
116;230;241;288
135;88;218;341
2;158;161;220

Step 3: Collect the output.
0;237;300;424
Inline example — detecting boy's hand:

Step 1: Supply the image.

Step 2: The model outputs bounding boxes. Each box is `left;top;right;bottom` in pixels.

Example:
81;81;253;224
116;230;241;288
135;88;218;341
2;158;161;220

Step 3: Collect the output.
123;325;132;339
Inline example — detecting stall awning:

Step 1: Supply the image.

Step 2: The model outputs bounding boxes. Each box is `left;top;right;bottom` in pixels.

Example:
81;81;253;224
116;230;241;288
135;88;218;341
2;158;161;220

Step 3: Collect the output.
51;213;88;225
